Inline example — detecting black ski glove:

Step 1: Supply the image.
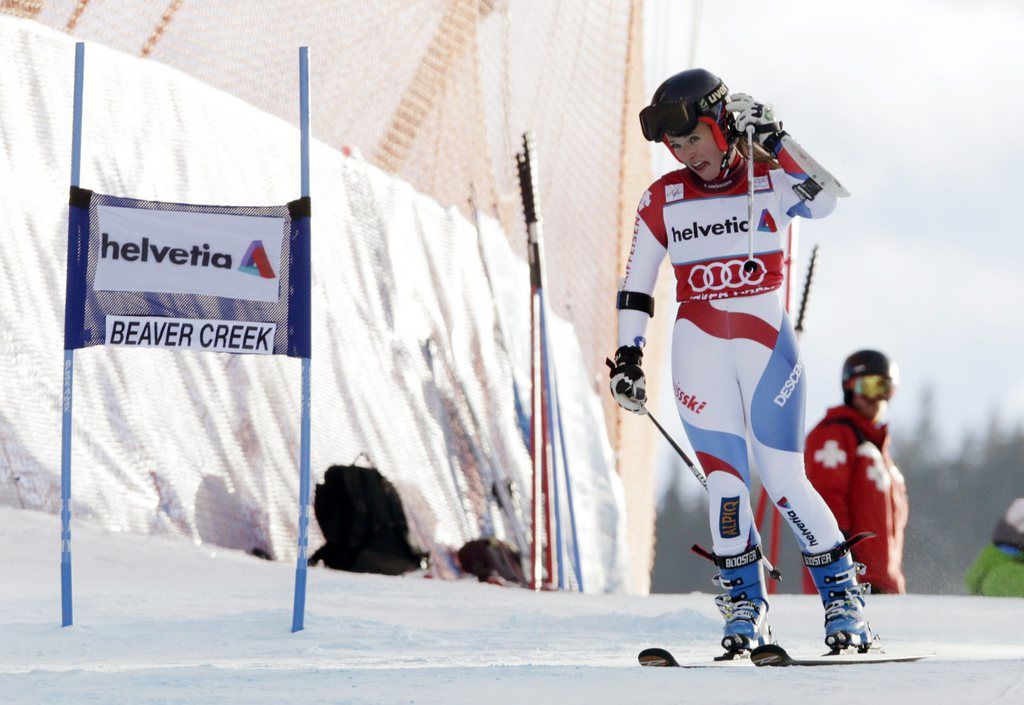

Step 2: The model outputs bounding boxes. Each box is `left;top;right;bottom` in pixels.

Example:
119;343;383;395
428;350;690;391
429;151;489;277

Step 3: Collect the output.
609;345;646;413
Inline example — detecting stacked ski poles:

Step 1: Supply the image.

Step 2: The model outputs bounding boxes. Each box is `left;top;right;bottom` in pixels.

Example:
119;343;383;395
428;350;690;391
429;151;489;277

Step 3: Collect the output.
515;133;583;592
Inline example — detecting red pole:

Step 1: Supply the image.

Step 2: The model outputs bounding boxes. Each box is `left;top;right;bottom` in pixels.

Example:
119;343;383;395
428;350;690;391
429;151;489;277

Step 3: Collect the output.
754;485;775;594
518;132;554;591
529;291;542;589
784;223;796;313
768;507;781;594
754;485;769;528
520;132;542;591
540;358;555;588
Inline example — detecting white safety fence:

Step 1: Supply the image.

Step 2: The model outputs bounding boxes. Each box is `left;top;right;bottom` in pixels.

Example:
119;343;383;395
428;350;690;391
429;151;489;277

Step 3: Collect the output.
0;16;630;592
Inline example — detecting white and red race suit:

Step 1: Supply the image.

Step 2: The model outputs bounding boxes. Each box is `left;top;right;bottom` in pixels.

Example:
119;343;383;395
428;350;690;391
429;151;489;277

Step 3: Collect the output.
618;156;844;559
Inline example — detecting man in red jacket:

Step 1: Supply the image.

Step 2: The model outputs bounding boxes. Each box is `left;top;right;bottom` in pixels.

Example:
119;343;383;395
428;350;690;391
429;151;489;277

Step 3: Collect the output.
802;350;908;594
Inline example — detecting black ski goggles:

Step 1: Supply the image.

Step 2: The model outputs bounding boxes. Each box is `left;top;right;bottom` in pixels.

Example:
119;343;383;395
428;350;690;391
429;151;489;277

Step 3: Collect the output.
639;100;697;142
639;81;729;142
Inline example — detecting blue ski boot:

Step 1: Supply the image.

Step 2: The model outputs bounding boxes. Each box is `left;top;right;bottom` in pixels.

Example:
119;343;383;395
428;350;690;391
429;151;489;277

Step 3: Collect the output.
712;545;771;655
804;536;874;652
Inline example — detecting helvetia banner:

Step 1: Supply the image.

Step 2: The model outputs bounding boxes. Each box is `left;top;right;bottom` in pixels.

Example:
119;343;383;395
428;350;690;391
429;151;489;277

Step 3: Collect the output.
64;188;311;358
94;205;285;303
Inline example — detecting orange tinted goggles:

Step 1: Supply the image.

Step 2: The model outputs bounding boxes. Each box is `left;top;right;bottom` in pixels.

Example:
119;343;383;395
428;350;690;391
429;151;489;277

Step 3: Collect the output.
853;374;895;401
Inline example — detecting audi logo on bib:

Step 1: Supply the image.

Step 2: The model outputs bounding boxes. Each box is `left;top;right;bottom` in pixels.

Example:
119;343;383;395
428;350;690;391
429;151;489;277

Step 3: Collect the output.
688;257;766;292
674;250;784;302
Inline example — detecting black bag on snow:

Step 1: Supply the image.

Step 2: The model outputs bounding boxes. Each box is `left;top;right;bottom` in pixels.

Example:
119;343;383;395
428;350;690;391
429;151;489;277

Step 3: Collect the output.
456;538;528;587
309;463;425;575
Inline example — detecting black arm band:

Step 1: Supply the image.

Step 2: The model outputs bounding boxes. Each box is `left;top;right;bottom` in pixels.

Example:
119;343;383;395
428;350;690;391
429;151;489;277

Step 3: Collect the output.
616;290;654;317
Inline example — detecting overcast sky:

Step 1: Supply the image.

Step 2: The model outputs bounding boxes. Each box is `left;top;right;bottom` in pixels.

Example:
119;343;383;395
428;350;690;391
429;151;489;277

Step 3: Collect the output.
642;0;1024;485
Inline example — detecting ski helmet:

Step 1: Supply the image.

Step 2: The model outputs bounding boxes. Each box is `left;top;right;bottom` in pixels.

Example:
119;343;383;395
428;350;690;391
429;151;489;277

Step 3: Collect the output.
842;349;899;402
639;68;734;152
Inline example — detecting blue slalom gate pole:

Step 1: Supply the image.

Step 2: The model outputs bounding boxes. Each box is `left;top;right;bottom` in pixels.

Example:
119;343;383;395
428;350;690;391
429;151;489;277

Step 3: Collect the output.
299;48;311;200
292;358;311;632
547;359;584;591
60;41;86;628
59;350;74;627
291;46;312;633
552;383;583;591
70;44;85;186
538;292;584;592
537;290;565;589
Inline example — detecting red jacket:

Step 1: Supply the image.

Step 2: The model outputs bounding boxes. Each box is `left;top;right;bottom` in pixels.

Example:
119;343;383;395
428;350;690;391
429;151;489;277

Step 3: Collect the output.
802;405;908;594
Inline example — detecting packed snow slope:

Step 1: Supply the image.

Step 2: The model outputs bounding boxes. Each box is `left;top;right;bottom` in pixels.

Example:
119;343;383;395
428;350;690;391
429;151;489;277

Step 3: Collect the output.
2;507;1022;705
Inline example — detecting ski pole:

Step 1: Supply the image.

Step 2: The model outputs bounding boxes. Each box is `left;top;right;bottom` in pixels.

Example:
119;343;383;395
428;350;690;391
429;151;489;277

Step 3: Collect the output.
645;406;708;492
606;358;706;490
794;243;820;336
605;357;781;581
743;124;757;274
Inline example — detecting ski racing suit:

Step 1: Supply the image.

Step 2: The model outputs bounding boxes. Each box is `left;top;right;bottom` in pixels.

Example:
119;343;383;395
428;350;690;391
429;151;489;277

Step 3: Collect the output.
618;157;844;564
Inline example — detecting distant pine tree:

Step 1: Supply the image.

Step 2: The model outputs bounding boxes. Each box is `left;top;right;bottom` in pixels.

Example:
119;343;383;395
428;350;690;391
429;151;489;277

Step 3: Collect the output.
900;389;1024;594
650;470;710;594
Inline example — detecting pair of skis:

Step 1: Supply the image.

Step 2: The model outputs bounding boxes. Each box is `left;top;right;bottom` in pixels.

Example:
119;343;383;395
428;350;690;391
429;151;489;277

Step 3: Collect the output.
638;644;929;669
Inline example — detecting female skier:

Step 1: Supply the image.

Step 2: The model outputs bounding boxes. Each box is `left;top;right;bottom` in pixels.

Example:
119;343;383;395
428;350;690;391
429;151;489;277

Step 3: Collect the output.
609;68;873;655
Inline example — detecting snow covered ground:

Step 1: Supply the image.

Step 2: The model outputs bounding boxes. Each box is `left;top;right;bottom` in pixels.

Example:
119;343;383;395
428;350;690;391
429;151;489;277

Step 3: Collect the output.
2;507;1022;704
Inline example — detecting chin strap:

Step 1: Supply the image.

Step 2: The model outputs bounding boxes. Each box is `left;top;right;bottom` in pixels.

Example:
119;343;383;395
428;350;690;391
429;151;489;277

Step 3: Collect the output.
720;146;737;172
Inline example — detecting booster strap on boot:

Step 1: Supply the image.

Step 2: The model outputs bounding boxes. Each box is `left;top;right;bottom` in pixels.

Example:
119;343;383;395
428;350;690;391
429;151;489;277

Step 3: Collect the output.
692;543;781;582
801;532;875;568
691;543;763;570
718;545;763;570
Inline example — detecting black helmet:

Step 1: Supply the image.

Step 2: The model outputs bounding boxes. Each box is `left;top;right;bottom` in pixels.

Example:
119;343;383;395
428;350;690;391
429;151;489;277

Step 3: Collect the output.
841;350;899;383
639;68;733;148
842;349;899;403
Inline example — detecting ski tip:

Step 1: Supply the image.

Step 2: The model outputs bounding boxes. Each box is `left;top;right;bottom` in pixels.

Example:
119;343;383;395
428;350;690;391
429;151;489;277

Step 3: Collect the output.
638;647;680;668
750;643;792;667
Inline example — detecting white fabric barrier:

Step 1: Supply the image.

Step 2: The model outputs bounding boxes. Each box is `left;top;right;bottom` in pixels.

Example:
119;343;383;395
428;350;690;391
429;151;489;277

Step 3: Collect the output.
0;16;630;592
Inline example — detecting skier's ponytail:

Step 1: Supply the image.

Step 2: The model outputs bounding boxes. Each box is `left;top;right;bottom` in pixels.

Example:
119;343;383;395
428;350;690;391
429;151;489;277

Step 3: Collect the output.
735;139;780;169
